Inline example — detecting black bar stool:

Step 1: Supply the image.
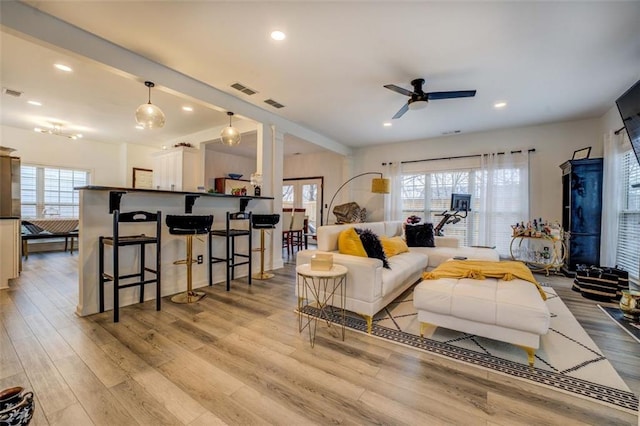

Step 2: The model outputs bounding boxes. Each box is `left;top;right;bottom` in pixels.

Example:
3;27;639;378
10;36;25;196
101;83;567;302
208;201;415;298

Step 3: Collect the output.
208;211;252;291
99;210;162;323
166;215;213;304
251;214;280;280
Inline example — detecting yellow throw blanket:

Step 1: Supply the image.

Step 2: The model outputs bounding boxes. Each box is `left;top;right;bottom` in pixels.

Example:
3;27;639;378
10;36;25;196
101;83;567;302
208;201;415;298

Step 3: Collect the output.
422;260;547;301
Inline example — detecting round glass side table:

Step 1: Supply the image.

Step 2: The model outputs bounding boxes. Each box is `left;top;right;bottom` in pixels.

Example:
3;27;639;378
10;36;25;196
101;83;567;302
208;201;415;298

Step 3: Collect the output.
296;263;348;347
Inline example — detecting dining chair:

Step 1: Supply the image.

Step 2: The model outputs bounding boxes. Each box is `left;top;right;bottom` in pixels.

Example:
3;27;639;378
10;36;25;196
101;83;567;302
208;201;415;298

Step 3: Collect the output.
282;208;294;255
290;209;306;252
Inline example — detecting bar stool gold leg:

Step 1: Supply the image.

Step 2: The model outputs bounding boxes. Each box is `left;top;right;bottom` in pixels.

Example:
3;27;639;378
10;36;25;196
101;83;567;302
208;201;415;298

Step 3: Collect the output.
253;228;274;280
171;234;206;303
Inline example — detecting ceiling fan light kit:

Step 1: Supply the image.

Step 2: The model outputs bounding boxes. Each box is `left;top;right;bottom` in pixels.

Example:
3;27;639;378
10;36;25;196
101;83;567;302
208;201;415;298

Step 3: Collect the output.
220;111;241;146
384;77;476;119
135;81;166;129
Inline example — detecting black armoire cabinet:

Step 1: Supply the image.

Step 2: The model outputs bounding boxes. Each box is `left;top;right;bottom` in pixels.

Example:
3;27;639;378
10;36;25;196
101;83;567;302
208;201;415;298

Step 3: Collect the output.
560;158;603;274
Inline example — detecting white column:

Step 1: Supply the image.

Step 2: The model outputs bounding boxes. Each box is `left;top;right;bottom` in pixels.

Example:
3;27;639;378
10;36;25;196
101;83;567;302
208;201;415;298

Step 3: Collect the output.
270;126;285;270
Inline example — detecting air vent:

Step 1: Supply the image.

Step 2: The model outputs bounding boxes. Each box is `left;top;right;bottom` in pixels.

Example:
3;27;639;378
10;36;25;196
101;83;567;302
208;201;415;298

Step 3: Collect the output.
442;130;461;135
230;82;258;96
264;98;285;109
2;88;23;97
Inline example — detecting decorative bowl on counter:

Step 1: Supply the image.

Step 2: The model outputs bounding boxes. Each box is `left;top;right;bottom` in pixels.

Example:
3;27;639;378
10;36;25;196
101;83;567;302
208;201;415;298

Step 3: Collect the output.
228;173;243;180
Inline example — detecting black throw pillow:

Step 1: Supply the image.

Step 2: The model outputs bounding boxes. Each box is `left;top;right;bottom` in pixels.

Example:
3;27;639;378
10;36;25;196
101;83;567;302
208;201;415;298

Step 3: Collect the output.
404;223;435;247
355;228;390;269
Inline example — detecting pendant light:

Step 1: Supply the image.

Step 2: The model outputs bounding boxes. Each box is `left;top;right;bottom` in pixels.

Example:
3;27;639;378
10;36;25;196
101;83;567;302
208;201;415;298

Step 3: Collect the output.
135;81;165;129
220;111;241;146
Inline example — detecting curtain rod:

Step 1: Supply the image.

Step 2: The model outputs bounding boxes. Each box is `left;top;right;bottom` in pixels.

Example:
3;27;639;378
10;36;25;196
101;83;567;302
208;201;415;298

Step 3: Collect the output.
614;126;626;135
382;148;536;166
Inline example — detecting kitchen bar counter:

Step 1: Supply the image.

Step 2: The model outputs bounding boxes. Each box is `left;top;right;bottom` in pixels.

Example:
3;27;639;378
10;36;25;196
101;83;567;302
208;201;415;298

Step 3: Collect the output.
75;186;276;317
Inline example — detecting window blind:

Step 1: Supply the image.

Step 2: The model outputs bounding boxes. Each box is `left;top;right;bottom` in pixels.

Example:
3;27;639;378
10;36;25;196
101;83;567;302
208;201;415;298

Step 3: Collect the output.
21;165;89;219
616;151;640;279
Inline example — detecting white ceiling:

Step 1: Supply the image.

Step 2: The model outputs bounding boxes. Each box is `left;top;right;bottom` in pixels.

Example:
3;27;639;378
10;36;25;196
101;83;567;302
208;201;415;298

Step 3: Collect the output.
2;1;640;153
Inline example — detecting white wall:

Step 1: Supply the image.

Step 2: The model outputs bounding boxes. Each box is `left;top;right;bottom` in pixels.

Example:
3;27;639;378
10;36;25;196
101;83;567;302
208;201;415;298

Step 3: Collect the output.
351;117;604;223
283;150;346;223
2;125;129;186
202;148;256;190
600;105;624;135
124;143;160;187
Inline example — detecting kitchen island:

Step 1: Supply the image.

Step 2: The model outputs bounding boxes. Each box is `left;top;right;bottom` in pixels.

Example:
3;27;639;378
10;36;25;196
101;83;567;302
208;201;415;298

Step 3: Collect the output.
75;186;274;317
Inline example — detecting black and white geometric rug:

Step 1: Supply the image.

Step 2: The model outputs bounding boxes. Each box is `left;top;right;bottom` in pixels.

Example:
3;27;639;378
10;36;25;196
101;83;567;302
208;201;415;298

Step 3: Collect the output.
299;284;639;412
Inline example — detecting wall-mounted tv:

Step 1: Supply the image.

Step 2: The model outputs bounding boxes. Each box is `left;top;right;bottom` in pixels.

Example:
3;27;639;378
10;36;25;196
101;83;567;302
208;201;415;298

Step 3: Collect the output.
615;79;640;166
450;193;471;212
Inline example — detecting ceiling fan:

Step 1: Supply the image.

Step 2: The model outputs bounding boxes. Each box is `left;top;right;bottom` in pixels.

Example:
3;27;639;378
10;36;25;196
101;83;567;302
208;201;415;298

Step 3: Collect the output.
384;78;476;119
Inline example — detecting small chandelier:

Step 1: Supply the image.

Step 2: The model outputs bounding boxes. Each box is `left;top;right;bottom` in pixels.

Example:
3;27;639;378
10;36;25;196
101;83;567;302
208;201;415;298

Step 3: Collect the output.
34;123;83;140
220;111;241;146
135;81;165;129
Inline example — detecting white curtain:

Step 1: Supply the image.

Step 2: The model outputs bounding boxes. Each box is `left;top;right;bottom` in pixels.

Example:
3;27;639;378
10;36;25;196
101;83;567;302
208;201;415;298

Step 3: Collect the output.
477;151;530;256
600;131;630;265
385;162;403;221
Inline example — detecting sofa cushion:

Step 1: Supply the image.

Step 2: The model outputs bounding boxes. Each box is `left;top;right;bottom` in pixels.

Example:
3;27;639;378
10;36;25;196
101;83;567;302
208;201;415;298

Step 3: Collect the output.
413;277;550;335
410;246;499;269
382;252;429;297
356;228;390;269
380;236;409;258
405;223;435;247
338;228;367;257
319;222;387;252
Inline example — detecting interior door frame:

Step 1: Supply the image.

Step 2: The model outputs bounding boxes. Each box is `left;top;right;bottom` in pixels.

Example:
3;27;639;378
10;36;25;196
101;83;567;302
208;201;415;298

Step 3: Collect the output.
283;176;324;229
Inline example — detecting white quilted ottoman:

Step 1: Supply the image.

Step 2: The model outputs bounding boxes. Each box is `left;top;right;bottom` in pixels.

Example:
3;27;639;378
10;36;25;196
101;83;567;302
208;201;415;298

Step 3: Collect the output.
413;277;551;366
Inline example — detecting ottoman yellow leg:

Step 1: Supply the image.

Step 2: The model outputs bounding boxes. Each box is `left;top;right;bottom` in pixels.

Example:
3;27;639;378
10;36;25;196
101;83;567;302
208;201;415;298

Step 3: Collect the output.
420;322;429;338
516;345;536;367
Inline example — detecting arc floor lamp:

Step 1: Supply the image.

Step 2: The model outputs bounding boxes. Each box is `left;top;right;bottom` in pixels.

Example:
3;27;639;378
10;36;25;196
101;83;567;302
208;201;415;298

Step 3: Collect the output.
325;172;390;225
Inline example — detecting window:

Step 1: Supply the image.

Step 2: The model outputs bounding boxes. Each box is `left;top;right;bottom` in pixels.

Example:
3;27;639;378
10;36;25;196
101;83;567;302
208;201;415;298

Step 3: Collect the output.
401;153;529;257
616;151;640;279
21;165;89;218
402;171;472;243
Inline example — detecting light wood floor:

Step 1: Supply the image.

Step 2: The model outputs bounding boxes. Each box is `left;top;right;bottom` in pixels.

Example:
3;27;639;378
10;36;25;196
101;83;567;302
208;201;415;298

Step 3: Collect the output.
1;251;638;425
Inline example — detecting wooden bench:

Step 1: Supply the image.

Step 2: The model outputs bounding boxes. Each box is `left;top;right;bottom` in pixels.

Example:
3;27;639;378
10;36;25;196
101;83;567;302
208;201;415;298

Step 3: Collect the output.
21;221;78;259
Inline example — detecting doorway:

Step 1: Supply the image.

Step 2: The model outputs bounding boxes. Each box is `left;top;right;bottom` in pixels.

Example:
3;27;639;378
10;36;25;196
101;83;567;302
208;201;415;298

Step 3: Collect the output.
283;177;323;236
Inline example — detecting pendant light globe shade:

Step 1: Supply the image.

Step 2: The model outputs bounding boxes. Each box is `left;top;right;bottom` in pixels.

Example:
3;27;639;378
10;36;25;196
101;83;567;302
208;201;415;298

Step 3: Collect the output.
220;111;241;146
135;81;165;129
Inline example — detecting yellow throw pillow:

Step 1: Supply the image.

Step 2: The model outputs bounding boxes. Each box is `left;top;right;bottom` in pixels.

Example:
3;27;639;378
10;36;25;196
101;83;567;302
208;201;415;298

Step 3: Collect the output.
380;236;409;258
338;228;367;257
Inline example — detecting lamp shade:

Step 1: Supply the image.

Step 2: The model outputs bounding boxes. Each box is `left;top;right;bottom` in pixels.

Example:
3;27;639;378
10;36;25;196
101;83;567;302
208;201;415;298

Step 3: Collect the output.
371;177;390;194
135;81;165;129
135;103;166;129
220;126;241;146
220;111;241;146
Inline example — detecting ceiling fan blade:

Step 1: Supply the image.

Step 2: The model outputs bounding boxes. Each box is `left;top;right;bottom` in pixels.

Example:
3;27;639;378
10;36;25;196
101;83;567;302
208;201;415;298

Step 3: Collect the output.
427;90;477;100
392;103;409;119
384;84;414;97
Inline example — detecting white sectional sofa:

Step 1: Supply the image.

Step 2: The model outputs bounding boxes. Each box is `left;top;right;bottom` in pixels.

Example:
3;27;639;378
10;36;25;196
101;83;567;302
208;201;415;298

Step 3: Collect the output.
296;221;499;332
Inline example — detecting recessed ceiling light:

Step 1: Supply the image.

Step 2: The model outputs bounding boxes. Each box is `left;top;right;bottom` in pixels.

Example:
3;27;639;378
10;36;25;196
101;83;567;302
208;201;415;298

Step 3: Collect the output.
271;30;286;41
76;134;83;138
383;122;392;127
135;125;144;130
494;101;507;109
54;63;73;72
33;127;42;132
27;100;42;106
182;106;193;112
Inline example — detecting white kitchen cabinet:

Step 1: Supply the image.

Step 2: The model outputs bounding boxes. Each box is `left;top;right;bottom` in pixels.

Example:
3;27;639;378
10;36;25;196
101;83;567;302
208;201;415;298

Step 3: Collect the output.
152;147;202;191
